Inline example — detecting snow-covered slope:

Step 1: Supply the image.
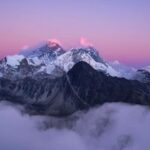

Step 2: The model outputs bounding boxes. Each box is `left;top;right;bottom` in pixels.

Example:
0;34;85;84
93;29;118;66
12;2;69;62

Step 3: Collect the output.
46;48;121;77
0;55;25;68
0;54;45;79
109;60;136;79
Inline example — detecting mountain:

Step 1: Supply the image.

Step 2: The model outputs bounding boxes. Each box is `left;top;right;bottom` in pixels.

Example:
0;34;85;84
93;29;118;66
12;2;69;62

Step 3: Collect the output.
0;61;149;116
0;41;65;79
0;55;24;68
70;46;105;63
0;41;149;116
20;40;65;64
0;41;149;81
0;42;121;79
0;55;46;80
47;47;121;77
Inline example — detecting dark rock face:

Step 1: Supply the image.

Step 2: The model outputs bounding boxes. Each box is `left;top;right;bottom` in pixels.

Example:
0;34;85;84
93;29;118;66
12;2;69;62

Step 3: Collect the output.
0;61;150;116
67;62;150;105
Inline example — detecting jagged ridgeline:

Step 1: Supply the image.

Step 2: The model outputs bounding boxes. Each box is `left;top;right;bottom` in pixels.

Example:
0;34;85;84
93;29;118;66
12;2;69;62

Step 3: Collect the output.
0;41;150;116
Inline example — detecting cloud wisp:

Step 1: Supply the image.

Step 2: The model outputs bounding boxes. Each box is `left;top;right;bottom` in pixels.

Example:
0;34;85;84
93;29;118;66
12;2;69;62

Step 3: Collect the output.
80;37;93;47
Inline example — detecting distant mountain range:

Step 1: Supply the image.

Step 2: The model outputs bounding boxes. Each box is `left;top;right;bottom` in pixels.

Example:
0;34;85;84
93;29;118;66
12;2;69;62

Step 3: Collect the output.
0;40;149;116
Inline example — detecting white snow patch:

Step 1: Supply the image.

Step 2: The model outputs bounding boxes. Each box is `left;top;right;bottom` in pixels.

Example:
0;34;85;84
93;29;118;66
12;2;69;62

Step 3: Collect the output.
45;64;56;74
6;55;25;67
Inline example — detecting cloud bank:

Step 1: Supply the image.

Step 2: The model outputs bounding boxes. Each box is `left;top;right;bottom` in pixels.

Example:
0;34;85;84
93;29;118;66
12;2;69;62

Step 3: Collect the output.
0;102;150;150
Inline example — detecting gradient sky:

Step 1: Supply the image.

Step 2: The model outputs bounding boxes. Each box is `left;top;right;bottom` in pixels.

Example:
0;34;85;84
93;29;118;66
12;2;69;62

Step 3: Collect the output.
0;0;150;67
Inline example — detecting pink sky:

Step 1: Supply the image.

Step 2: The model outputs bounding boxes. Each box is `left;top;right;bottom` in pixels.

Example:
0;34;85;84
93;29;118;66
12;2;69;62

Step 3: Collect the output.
0;0;150;67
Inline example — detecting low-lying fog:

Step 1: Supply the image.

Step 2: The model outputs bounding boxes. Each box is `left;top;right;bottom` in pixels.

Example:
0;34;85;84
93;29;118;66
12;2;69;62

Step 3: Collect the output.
0;101;150;150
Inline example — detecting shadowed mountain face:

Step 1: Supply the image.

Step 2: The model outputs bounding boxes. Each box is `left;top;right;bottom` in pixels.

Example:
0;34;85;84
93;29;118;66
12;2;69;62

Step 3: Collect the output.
67;62;150;105
0;61;150;116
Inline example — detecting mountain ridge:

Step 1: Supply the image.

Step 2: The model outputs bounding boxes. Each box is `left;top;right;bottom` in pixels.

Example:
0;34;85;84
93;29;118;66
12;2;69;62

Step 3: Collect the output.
0;61;150;116
0;42;122;79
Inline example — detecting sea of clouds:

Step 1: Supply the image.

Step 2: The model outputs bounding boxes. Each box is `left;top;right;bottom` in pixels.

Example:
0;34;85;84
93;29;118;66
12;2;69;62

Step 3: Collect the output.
0;101;150;150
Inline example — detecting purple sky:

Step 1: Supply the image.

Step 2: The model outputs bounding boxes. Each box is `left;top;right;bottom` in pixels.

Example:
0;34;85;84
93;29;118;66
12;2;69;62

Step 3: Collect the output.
0;0;150;67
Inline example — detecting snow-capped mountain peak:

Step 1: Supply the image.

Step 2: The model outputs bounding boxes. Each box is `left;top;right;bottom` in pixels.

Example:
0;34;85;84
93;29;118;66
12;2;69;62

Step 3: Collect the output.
25;41;64;57
69;46;105;64
19;41;65;65
43;47;121;77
